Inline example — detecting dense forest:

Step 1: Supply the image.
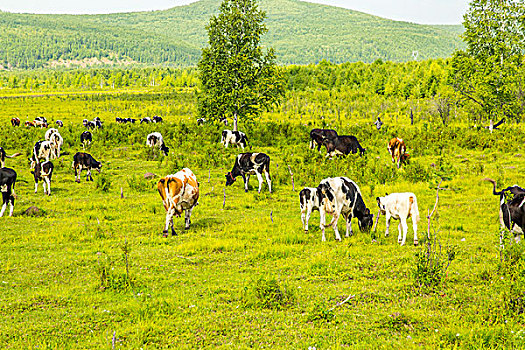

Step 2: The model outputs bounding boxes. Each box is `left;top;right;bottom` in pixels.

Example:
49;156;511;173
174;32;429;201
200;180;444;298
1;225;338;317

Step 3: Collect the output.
0;0;464;69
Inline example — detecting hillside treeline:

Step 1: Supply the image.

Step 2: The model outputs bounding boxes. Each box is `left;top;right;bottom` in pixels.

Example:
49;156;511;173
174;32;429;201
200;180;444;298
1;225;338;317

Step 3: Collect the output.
0;0;463;69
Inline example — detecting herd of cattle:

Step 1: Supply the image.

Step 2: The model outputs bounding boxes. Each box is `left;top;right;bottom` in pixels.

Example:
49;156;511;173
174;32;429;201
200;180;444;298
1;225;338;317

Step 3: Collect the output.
0;120;523;243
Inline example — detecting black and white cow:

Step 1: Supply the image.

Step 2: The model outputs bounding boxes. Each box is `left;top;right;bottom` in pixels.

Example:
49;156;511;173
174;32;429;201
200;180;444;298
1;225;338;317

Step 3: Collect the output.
140;117;152;124
152;116;163;123
299;187;322;233
323;135;366;158
309;128;338;152
0;167;17;217
225;153;272;193
30;141;56;169
45;128;63;159
56;120;64;127
34;117;48;128
221;130;248;149
146;132;170;156
72;152;102;182
317;177;374;241
31;161;54;196
197;118;206;125
0;147;21;168
486;178;525;242
81;131;93;149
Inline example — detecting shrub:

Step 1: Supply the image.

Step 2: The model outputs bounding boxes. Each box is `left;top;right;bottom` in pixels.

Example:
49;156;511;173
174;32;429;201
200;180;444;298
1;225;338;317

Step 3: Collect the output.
412;238;456;292
403;159;432;183
95;172;112;192
307;302;336;323
241;277;296;310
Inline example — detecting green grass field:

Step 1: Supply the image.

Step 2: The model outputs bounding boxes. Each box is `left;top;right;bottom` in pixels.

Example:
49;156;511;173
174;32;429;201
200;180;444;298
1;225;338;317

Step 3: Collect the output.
0;90;524;348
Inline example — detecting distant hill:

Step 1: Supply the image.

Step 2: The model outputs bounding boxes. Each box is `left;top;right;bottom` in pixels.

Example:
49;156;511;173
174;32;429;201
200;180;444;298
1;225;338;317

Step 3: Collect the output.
0;0;464;69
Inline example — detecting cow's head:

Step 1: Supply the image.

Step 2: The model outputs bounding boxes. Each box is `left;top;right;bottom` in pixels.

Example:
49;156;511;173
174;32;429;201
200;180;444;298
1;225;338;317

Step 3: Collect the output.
94;161;102;173
358;208;374;232
225;172;236;186
376;196;387;214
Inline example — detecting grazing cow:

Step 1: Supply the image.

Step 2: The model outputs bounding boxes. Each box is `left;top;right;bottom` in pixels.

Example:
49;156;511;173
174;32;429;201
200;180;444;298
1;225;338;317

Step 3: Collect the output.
128;118;137;124
81;131;92;148
197;118;206;125
376;193;420;246
388;138;409;168
116;117;124;124
323;135;366;158
309;129;338;152
44;129;63;158
82;119;89;127
299;187;322;233
72;152;102;182
56;120;64;127
86;121;96;129
0;147;21;168
140;117;152;124
25;121;35;127
157;168;199;236
225;153;272;193
45;128;59;141
11;118;20;127
33;119;48;128
30;141;56;169
94;120;103;129
146;132;170;156
0;168;16;217
152;116;163;123
374;117;383;130
317;177;374;241
221;130;248;149
31;161;54;196
485;178;525;241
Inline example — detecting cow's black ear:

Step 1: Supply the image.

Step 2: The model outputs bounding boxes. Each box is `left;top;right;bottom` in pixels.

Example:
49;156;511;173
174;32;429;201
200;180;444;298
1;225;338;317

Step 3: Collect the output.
385;192;389;196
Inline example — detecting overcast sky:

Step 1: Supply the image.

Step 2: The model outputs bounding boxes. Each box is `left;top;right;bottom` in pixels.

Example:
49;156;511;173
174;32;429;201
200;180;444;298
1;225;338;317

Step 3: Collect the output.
0;0;470;25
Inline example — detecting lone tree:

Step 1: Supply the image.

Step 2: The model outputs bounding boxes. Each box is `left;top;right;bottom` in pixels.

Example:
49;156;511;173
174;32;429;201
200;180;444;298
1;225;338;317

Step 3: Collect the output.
451;0;525;122
197;0;284;130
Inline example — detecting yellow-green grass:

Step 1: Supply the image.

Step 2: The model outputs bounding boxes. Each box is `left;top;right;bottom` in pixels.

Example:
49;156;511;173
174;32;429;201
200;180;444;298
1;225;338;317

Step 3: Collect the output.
0;90;524;348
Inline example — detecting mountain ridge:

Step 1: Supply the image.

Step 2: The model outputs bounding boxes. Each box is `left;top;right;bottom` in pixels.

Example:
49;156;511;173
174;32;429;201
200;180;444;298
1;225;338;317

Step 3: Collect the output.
0;0;464;69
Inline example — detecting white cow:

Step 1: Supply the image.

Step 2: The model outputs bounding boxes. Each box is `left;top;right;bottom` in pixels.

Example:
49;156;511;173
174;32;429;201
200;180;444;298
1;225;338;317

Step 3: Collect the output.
299;187;321;233
45;129;63;159
376;192;420;246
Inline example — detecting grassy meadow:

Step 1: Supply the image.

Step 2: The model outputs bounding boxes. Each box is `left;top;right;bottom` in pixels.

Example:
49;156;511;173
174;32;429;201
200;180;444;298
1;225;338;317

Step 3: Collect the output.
0;88;524;349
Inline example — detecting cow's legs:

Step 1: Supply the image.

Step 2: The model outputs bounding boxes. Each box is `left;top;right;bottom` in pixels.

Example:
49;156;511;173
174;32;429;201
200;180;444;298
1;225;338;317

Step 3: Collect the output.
397;222;403;243
8;196;14;217
256;172;264;193
0;198;6;217
87;169;93;181
164;207;176;237
331;212;342;241
34;181;39;194
399;218;409;246
44;177;51;195
344;213;354;237
184;208;193;229
264;170;272;193
301;206;311;233
385;213;391;237
243;174;249;192
412;218;418;245
319;208;327;242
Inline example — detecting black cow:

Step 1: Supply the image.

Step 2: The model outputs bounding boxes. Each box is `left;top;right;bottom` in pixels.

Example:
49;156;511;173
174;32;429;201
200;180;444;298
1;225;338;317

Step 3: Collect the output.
323;135;366;158
309;129;338;152
152;116;163;123
0;147;21;168
81;131;92;149
317;177;373;241
0;168;17;217
31;161;54;196
225;153;272;193
486;178;525;241
72;152;102;182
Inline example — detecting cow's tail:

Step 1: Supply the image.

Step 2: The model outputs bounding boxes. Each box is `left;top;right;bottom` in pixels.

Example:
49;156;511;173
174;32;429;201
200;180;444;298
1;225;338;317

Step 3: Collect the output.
483;178;505;196
6;152;21;159
409;195;420;223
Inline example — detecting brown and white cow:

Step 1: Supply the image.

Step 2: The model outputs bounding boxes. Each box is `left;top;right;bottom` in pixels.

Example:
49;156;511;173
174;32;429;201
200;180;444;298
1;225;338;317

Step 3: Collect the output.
11;118;20;127
387;137;409;168
157;168;200;237
376;192;420;246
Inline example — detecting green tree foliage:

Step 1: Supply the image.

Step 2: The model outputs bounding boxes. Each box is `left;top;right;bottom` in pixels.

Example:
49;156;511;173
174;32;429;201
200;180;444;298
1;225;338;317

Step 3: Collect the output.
451;0;525;122
197;0;284;129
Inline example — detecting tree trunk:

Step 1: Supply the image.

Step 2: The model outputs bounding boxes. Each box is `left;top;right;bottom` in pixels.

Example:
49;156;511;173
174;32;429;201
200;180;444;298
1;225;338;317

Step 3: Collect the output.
233;112;238;131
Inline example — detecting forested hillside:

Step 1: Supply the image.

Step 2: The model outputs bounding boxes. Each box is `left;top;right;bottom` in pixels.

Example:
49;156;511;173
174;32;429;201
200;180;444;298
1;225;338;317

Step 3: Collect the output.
0;0;464;69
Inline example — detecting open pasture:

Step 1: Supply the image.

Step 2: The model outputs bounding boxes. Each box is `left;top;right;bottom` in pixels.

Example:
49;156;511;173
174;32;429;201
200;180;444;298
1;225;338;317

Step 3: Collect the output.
0;90;524;348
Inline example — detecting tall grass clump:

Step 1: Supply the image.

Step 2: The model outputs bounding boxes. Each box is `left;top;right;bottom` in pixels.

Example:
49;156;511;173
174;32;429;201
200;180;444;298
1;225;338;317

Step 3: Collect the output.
498;232;525;317
240;277;296;310
412;238;456;292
